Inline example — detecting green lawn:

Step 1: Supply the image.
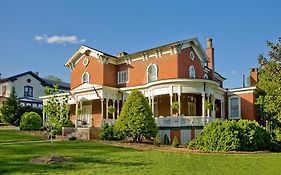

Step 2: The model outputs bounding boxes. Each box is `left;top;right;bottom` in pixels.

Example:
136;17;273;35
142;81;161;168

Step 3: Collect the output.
0;141;280;175
0;130;43;143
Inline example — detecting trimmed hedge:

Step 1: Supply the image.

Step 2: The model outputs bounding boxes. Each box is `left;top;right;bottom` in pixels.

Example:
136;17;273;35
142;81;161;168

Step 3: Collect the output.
189;119;271;151
19;112;42;131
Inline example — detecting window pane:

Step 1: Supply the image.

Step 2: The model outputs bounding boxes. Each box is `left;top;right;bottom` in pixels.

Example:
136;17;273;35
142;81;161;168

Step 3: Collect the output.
230;98;239;118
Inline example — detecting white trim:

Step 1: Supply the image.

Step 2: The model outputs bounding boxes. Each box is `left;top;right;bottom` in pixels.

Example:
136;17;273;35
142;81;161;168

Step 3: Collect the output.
228;96;241;119
228;86;256;92
147;64;158;83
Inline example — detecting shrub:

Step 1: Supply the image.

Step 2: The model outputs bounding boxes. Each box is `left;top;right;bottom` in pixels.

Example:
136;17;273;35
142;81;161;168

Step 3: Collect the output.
163;134;170;145
153;133;161;146
19;112;42;131
62;119;74;127
189;119;271;151
172;136;179;148
114;90;158;142
100;123;115;140
19;106;43;118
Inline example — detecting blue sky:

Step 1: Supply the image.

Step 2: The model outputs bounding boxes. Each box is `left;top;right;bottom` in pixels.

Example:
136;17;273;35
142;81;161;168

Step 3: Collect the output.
0;0;280;88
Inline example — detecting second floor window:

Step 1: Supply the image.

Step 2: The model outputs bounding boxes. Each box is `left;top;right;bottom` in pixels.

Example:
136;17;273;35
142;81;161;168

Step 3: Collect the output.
147;64;158;83
82;72;90;84
189;65;195;79
117;70;128;84
24;86;33;97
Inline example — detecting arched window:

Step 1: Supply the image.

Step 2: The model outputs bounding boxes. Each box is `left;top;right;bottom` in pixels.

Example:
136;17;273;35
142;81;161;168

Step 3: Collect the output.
189;65;195;79
147;64;158;83
190;51;195;61
82;72;90;84
204;73;208;79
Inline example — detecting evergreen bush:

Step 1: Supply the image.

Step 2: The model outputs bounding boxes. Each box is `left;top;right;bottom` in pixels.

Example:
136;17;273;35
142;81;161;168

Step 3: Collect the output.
114;90;158;142
99;123;115;140
189;119;271;151
19;112;42;131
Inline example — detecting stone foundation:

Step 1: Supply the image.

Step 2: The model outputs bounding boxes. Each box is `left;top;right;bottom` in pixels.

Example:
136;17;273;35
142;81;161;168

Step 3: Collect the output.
62;127;100;140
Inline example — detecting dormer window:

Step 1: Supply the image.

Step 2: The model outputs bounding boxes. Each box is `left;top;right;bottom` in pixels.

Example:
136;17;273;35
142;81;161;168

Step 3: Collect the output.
147;64;158;83
189;65;195;79
82;72;90;84
190;51;195;61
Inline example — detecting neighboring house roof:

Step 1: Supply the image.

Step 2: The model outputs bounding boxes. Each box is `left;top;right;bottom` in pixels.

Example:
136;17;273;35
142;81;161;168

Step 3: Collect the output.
42;78;70;90
0;71;70;90
18;97;43;103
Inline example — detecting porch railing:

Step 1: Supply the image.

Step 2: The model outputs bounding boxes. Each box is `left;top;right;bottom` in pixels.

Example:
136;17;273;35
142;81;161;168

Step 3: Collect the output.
156;116;216;127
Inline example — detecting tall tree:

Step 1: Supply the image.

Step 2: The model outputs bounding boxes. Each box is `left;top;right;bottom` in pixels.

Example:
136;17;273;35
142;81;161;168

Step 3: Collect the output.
0;87;21;126
256;37;281;127
114;90;158;142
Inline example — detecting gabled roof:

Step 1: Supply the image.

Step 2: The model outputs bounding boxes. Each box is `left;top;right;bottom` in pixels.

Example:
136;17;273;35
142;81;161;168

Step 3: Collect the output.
0;71;45;84
0;71;70;90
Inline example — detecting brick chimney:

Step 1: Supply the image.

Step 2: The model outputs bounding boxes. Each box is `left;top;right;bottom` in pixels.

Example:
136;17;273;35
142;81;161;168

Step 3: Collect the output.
206;38;215;71
249;68;258;86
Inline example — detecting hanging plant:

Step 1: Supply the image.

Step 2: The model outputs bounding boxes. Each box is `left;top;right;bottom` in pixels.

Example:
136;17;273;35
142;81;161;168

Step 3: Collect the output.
108;105;116;114
171;101;179;112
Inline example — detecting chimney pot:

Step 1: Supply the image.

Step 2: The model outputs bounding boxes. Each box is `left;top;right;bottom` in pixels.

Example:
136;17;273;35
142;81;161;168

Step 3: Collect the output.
207;38;213;48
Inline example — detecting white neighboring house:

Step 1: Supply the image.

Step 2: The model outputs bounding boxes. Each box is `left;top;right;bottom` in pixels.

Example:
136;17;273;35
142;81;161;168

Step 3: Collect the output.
0;71;70;108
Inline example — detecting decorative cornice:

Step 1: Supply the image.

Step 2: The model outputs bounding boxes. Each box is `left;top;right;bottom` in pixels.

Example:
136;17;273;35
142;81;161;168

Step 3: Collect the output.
97;54;109;64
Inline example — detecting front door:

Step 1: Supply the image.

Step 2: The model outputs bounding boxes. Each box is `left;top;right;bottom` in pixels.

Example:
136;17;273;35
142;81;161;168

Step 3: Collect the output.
81;105;92;127
187;101;196;116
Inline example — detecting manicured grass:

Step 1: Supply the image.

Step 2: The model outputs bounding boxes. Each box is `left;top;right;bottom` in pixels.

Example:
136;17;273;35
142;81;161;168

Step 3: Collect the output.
0;130;43;143
0;141;280;175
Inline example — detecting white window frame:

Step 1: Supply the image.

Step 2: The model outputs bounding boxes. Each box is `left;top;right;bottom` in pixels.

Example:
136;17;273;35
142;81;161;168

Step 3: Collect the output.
147;64;158;83
189;65;195;79
117;70;128;84
228;96;241;119
204;73;208;79
82;72;90;84
190;51;195;61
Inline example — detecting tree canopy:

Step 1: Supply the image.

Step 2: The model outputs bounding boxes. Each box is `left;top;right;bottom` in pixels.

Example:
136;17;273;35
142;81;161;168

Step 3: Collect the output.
114;90;158;142
256;37;281;127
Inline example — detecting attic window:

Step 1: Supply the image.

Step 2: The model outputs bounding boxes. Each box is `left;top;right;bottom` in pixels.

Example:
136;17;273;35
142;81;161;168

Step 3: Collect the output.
190;51;195;61
83;58;89;67
27;79;31;83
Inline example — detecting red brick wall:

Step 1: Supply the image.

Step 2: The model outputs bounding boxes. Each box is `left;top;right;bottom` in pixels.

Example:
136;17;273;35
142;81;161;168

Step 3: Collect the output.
178;48;204;79
125;53;179;87
70;55;104;89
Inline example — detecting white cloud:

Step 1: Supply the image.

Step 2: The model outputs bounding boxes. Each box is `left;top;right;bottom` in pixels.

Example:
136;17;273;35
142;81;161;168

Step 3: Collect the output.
231;70;239;75
34;34;85;45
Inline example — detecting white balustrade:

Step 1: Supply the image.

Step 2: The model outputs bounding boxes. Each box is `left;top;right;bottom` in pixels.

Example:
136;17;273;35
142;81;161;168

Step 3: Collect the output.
156;116;216;127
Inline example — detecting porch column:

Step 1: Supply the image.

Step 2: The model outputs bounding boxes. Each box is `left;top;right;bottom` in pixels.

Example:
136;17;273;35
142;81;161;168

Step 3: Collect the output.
42;107;46;127
202;92;206;118
170;94;173;116
106;98;109;120
207;95;210;117
212;95;215;117
101;99;104;120
152;96;155;116
178;93;181;116
113;99;116;119
177;85;181;116
220;101;223;118
75;102;78;127
117;100;120;118
148;96;151;106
